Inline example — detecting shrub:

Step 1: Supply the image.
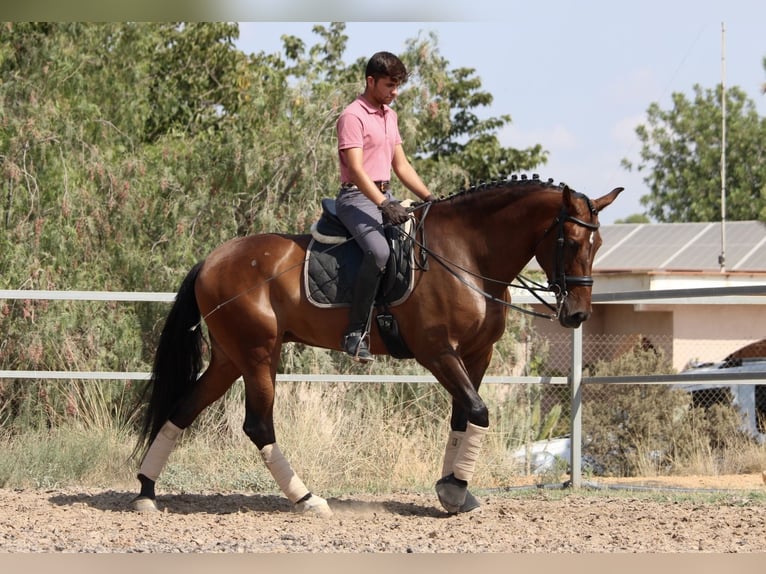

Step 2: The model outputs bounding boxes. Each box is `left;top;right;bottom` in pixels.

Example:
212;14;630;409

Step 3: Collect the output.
581;339;756;477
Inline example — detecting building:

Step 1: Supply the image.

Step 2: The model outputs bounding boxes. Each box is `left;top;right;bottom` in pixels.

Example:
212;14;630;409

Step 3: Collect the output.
523;220;766;372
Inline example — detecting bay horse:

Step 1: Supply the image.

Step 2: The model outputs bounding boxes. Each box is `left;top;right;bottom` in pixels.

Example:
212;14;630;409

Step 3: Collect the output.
132;175;622;516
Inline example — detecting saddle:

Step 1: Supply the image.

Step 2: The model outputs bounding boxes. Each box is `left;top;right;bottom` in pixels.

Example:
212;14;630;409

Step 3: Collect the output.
304;198;417;358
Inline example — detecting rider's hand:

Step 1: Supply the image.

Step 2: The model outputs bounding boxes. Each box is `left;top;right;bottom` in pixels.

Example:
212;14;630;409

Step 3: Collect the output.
378;199;409;226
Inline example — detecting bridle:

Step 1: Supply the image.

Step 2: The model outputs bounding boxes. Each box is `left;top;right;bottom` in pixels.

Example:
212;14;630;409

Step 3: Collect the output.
545;198;600;301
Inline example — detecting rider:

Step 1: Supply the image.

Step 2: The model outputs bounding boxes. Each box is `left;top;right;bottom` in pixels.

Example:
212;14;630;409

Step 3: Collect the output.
336;51;433;362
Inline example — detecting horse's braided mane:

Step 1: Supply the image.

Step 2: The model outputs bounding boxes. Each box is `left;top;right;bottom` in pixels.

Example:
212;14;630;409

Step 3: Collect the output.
426;173;570;204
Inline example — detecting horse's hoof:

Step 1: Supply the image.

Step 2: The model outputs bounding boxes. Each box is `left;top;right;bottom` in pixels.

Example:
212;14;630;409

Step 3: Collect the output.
435;474;468;514
294;494;333;518
131;496;159;513
460;490;481;513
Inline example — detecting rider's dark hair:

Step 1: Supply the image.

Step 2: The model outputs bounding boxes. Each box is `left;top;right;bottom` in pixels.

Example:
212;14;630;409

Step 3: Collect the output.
365;51;408;84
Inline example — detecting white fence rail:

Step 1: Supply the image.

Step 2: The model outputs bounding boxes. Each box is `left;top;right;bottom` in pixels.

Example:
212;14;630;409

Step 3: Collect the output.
2;285;766;487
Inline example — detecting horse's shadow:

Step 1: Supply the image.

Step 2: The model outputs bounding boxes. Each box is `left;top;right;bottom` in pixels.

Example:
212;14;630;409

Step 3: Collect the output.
48;490;447;518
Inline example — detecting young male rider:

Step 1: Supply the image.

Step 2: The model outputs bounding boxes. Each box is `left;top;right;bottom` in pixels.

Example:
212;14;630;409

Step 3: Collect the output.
335;51;433;362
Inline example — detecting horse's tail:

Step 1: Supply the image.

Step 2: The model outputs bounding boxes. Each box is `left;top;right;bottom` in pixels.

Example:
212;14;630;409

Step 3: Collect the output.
133;261;205;459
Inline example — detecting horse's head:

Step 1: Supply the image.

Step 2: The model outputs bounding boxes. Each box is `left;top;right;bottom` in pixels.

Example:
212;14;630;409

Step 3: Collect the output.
534;185;623;328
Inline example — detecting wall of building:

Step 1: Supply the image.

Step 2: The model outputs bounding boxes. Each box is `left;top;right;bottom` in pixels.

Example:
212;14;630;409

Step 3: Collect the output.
526;301;765;373
671;304;766;369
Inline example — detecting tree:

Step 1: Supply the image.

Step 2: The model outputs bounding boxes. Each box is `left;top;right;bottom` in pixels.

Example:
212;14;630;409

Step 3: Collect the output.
762;55;766;94
614;214;650;224
0;22;548;380
622;84;766;222
141;22;243;143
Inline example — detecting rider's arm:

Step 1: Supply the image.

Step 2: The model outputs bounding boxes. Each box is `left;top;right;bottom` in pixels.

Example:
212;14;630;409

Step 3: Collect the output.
391;144;432;201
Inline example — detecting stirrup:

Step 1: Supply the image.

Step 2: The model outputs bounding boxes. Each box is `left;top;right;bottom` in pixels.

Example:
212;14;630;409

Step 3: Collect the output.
342;330;374;363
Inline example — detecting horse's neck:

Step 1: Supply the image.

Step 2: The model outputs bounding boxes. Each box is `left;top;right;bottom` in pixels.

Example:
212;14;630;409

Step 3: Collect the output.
428;188;559;286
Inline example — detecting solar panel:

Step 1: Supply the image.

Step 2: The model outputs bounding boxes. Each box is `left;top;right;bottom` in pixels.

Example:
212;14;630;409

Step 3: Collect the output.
524;221;766;273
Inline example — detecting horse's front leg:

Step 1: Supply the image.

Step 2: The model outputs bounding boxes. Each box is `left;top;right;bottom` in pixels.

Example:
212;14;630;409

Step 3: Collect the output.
428;350;491;514
242;359;332;518
436;417;488;514
437;399;483;513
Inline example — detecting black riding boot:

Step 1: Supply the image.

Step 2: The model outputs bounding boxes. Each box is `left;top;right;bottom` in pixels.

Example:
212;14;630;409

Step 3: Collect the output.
342;250;383;362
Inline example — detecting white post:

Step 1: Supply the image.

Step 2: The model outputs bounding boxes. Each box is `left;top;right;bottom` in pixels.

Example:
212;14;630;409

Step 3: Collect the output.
569;326;583;488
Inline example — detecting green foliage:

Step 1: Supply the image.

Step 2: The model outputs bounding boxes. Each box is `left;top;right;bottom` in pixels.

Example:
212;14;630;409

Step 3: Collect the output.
614;213;651;224
623;84;766;222
0;22;545;433
584;336;674;377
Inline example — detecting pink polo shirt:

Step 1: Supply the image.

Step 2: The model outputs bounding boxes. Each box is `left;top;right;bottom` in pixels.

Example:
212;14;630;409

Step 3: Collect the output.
337;95;402;183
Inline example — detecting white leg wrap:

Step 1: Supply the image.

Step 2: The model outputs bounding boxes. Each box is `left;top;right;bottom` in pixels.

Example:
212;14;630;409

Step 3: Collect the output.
452;422;488;482
259;443;310;504
139;421;183;481
441;430;465;478
295;494;333;518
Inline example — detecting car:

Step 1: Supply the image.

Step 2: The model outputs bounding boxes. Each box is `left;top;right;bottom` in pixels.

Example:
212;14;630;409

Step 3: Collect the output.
680;356;766;442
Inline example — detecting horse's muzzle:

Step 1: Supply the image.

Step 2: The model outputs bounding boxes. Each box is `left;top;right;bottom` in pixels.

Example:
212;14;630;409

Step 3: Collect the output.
559;309;590;328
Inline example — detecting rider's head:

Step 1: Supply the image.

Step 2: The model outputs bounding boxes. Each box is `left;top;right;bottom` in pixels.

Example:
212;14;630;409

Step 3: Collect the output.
365;52;409;85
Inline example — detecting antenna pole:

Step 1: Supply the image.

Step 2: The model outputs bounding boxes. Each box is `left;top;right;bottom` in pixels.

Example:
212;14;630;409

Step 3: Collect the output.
719;22;727;272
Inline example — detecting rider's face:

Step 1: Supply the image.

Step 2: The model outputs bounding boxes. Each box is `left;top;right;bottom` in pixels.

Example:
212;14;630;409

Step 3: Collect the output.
366;75;400;107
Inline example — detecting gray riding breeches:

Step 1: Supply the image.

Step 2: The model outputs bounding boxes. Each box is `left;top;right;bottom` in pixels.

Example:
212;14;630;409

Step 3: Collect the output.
335;186;394;271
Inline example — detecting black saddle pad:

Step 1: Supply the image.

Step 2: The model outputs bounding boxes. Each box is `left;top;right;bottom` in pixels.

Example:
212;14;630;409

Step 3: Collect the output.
304;202;416;308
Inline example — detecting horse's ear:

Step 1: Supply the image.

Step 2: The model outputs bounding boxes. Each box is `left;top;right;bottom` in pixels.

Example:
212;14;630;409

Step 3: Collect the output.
561;184;573;206
561;184;584;211
592;187;623;213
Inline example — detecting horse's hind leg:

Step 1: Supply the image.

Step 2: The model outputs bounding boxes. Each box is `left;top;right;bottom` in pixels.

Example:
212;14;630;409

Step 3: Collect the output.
133;348;240;511
241;353;333;518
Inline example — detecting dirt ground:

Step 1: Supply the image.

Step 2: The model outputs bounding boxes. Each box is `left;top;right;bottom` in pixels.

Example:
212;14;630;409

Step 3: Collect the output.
1;473;765;553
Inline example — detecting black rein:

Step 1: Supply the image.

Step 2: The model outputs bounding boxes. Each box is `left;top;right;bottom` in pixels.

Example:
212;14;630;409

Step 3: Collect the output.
402;198;600;321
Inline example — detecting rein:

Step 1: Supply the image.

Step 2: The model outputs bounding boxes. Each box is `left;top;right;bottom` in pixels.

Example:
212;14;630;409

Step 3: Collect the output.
401;196;600;321
399;225;562;320
191;193;600;328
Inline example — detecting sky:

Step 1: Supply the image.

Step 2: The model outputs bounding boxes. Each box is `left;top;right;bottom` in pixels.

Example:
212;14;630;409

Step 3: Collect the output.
234;1;766;224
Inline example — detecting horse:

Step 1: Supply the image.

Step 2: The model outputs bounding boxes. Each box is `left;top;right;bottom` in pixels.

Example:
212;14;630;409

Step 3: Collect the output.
131;175;622;516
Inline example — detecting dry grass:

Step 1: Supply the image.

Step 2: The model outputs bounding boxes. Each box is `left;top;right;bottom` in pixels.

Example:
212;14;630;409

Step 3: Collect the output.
0;427;136;489
0;380;524;494
168;381;522;495
2;379;764;497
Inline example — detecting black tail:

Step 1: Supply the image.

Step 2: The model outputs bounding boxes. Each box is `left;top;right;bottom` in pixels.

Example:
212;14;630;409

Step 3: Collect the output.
134;261;205;458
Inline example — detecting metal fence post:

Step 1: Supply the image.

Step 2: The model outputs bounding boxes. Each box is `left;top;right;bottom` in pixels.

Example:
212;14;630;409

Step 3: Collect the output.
569;326;583;488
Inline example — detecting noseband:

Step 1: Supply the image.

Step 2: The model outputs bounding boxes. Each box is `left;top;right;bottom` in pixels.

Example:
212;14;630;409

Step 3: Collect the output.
547;200;600;299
